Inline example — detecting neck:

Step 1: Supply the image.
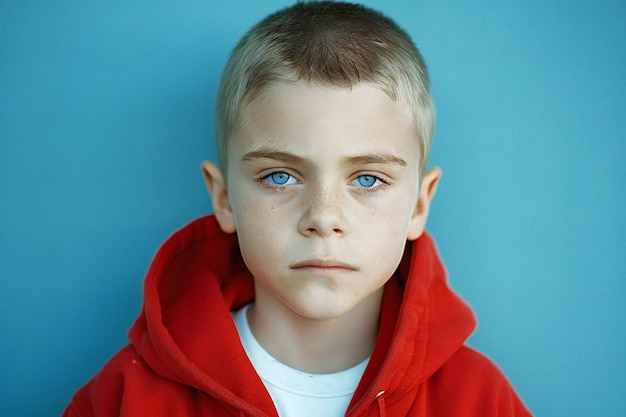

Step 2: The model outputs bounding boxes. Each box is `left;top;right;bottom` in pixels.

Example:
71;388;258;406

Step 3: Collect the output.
248;283;383;374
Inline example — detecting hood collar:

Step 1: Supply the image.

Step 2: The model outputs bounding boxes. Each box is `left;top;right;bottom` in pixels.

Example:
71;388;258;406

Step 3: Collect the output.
128;215;476;415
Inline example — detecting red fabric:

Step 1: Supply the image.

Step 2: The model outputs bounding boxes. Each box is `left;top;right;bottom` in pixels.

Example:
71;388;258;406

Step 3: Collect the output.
63;215;532;416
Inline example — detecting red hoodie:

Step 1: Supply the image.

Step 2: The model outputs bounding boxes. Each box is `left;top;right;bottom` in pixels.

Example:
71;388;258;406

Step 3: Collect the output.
63;215;532;416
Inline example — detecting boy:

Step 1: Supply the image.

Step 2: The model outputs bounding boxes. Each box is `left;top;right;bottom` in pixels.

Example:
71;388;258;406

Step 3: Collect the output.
64;1;531;416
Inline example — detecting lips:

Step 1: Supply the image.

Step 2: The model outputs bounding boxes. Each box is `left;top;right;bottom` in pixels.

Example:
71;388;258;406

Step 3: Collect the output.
290;259;358;272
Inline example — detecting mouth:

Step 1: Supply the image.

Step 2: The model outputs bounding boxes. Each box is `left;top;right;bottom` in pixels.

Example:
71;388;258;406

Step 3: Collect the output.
290;259;358;273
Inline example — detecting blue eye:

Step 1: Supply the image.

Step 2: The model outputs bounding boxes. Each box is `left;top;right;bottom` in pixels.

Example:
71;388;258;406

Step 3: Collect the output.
263;172;297;186
353;175;378;188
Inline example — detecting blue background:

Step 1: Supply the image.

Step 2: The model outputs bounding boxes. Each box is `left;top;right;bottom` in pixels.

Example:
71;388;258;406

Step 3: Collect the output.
1;1;624;415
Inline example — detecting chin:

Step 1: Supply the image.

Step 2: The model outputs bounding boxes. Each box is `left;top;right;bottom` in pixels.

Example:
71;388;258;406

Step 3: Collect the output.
288;297;362;321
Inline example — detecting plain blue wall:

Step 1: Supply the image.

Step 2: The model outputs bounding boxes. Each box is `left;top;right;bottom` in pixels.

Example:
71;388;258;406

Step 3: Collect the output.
1;1;624;415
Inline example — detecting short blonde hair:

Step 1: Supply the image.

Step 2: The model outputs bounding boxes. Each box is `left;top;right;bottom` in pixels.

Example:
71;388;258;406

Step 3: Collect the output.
216;1;434;175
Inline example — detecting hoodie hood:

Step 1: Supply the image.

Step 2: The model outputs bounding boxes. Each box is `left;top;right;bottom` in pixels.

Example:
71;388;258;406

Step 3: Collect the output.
128;215;476;416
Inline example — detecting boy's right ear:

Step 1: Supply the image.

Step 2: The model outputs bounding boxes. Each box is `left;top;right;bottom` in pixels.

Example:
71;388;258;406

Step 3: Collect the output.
201;161;237;234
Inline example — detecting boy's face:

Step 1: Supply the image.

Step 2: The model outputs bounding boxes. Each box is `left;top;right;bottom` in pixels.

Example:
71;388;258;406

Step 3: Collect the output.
203;82;440;321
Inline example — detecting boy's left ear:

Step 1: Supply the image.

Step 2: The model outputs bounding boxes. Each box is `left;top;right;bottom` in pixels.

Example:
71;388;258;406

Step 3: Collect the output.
407;167;442;241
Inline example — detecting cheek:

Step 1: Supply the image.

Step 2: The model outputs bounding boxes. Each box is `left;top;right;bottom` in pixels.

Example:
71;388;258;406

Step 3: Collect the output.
232;197;292;267
358;202;414;266
366;195;416;239
234;199;289;238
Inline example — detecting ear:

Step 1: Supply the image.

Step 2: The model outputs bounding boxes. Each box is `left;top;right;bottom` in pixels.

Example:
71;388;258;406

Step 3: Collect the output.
407;167;442;241
201;161;237;234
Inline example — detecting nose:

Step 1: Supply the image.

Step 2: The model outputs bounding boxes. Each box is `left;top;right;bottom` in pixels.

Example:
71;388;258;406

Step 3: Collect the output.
298;185;348;238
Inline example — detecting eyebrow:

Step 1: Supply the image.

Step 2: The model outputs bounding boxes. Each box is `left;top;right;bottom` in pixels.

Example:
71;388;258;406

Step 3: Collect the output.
241;147;407;168
241;147;407;167
344;153;407;167
242;148;309;165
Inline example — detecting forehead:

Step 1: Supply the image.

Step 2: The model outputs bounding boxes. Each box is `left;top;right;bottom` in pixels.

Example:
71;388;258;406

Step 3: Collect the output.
235;81;415;142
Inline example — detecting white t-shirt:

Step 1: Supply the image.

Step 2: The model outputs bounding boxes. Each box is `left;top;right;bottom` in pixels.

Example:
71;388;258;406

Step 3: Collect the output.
232;305;368;417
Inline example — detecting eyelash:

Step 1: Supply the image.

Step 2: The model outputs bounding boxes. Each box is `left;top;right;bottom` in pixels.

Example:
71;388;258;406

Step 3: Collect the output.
257;171;390;193
257;171;301;191
350;174;389;192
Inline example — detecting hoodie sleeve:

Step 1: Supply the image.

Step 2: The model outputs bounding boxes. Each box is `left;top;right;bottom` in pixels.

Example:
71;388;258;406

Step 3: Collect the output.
423;346;533;416
62;346;133;417
61;343;252;417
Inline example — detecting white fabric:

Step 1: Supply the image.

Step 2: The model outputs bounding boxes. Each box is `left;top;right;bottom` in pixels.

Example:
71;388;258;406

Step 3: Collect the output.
232;304;368;417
